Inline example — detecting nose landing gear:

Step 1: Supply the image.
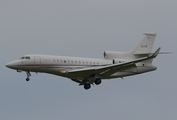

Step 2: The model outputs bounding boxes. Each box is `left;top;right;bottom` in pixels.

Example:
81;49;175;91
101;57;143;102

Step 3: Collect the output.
26;77;30;81
25;71;31;81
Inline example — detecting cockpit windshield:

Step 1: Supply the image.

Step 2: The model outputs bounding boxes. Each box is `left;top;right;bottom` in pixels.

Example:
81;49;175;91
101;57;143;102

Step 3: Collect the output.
25;56;30;59
20;56;30;59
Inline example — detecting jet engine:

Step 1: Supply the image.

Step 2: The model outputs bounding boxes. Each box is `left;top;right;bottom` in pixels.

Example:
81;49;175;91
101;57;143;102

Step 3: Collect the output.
104;51;128;59
112;59;129;64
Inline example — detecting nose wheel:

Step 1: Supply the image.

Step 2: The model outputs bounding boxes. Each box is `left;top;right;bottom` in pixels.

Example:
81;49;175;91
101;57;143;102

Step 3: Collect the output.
25;71;31;81
26;77;30;81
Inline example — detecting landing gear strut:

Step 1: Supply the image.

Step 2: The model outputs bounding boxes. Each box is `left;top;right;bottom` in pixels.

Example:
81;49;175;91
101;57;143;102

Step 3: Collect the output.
25;71;31;81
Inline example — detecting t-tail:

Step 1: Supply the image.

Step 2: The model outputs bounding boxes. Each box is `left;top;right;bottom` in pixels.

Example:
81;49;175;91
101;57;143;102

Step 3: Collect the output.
104;33;159;64
130;33;157;64
130;33;156;55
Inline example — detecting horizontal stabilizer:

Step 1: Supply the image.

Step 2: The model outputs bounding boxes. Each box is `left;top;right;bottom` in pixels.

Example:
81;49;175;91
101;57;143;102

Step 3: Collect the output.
159;52;173;54
134;52;172;55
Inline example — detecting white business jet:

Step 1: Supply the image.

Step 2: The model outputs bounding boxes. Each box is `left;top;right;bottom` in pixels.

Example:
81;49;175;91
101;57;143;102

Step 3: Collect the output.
6;33;161;90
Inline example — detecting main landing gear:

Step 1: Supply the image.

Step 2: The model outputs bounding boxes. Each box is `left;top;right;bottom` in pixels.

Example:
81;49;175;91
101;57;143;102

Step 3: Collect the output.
94;78;102;85
84;83;91;90
83;78;102;90
25;71;31;81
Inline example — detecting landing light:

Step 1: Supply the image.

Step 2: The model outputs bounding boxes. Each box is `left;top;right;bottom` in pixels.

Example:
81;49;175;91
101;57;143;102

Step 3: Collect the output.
59;70;67;74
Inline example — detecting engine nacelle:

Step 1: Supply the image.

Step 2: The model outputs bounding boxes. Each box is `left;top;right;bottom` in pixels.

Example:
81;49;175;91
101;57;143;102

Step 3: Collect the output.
104;51;128;59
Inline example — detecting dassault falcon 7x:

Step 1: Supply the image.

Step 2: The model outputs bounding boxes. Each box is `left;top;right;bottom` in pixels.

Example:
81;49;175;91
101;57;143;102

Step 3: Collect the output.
6;33;161;90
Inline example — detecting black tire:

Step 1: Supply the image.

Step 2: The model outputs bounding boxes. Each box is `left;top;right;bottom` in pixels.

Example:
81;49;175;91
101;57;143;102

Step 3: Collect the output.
26;78;29;81
84;83;91;90
95;78;101;85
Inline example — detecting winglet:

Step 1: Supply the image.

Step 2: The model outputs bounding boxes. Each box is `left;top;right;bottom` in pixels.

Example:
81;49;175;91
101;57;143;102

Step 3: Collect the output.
151;47;161;58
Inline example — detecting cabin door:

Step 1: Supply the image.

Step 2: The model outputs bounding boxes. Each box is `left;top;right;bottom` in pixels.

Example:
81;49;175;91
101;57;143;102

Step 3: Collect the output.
34;56;41;69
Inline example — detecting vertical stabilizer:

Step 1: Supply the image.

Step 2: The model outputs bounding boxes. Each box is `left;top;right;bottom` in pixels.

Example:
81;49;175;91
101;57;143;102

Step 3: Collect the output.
131;33;156;54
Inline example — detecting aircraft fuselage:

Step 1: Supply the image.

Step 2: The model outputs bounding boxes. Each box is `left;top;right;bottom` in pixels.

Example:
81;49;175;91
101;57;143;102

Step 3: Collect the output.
6;54;157;80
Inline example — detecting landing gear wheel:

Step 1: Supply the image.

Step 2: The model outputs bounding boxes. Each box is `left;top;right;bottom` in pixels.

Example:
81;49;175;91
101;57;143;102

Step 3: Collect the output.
26;78;30;81
95;78;101;85
84;83;91;90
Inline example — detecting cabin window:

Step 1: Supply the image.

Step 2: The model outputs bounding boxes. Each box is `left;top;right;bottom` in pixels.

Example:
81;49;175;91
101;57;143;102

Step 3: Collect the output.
57;60;59;62
68;60;70;63
82;61;85;65
75;61;77;64
64;60;66;63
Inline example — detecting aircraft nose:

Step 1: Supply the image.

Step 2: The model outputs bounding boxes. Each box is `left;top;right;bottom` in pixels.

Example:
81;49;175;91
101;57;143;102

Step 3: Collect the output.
6;61;16;69
6;62;12;68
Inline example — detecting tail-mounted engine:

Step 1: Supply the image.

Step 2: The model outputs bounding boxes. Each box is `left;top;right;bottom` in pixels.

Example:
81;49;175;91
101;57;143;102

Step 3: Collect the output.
103;51;128;60
112;59;128;64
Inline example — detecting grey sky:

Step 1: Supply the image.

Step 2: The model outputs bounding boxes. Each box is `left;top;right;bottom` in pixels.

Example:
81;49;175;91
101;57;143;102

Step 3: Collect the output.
1;0;177;120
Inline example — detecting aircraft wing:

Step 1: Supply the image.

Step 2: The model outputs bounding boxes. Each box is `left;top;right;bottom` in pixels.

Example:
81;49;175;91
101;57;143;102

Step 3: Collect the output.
67;47;161;78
